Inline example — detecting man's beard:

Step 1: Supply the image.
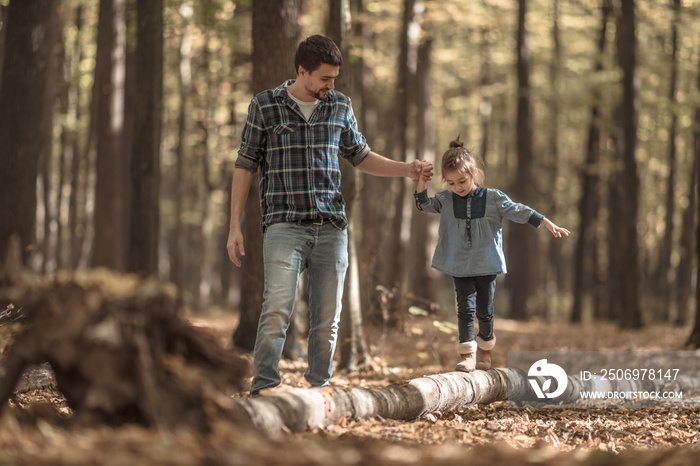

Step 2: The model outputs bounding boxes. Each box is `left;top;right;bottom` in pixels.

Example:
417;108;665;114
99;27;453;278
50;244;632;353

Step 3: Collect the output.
310;88;329;100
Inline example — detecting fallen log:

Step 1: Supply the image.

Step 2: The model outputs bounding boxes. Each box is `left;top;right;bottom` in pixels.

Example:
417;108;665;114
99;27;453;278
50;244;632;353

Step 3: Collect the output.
235;364;700;432
233;369;516;432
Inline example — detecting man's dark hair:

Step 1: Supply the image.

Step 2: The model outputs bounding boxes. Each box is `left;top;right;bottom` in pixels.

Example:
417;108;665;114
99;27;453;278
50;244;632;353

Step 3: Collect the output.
294;35;342;74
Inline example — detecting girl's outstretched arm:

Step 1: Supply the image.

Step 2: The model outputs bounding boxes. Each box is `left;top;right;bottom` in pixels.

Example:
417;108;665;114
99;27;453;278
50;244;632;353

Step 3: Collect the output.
541;218;570;238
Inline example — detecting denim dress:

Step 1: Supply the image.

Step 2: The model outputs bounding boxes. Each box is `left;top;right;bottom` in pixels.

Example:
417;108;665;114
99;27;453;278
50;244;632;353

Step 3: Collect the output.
414;187;543;277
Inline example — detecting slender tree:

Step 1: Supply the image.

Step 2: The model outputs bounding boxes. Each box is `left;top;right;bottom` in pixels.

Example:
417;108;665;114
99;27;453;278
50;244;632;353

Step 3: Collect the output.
0;0;59;265
677;138;698;326
384;0;422;307
189;2;216;307
615;0;642;328
607;108;622;322
543;0;563;319
69;5;91;270
408;38;435;304
654;0;681;321
327;0;371;371
38;10;63;274
127;0;163;276
507;0;538;320
92;0;129;271
0;2;7;89
572;1;611;322
171;0;192;292
685;32;700;347
232;0;301;351
676;48;699;326
478;0;492;166
351;0;384;321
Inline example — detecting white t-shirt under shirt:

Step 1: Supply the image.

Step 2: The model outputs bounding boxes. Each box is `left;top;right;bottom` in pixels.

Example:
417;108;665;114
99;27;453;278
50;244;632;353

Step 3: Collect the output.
288;91;320;121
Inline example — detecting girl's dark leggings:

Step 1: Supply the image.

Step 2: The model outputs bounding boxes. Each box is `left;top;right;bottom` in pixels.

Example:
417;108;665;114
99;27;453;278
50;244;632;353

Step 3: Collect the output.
453;274;497;343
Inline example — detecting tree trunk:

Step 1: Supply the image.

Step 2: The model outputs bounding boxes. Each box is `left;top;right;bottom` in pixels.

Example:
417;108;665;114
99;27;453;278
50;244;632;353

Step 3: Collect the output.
654;0;681;322
65;5;88;269
171;0;192;293
338;226;371;371
572;1;611;323
40;22;60;275
234;366;700;432
507;0;538;320
408;38;435;304
676;151;697;327
127;0;163;276
188;3;218;308
677;33;700;328
353;0;389;324
327;0;371;371
0;3;6;87
92;0;129;271
56;37;69;271
615;0;642;328
543;0;562;320
479;0;491;166
233;0;301;351
607;109;622;322
384;0;421;308
0;0;59;266
685;33;700;348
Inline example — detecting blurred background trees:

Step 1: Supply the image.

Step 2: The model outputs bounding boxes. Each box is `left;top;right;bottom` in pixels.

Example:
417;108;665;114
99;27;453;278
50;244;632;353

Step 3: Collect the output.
1;0;699;338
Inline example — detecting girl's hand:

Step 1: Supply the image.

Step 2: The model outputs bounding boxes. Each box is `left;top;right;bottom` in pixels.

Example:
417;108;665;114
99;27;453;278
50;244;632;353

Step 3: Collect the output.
420;160;434;181
415;160;432;193
543;218;570;238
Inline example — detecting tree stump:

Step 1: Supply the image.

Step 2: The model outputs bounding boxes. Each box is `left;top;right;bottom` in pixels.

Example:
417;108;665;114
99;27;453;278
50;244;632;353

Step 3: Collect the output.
0;270;249;432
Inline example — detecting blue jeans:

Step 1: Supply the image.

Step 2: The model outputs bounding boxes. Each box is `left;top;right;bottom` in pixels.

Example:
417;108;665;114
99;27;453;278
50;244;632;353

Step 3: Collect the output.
249;221;349;395
453;274;496;343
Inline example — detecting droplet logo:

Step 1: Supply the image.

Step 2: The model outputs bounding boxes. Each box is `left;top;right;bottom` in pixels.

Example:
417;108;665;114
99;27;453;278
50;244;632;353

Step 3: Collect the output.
528;359;568;399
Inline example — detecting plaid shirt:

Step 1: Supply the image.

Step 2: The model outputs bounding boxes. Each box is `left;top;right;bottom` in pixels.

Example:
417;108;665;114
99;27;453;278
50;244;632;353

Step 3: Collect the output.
235;80;371;230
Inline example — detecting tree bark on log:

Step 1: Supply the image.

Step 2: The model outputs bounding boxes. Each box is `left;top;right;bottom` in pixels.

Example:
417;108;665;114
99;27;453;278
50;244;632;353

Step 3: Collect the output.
234;369;516;432
234;368;700;432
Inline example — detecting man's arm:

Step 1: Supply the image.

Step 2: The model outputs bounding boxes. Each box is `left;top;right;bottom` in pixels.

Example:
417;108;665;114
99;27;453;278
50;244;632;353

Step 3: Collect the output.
227;167;254;267
356;151;430;181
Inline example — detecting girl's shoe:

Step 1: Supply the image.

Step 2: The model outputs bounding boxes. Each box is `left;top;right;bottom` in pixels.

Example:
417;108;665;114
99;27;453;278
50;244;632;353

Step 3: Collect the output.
475;335;496;370
455;341;478;372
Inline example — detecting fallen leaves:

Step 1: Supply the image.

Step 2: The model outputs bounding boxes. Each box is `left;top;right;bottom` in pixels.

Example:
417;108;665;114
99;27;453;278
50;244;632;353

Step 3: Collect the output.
1;312;700;464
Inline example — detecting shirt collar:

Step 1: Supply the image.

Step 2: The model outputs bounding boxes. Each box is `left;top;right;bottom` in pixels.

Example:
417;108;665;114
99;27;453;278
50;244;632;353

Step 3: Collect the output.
453;186;486;201
274;79;334;105
470;186;486;198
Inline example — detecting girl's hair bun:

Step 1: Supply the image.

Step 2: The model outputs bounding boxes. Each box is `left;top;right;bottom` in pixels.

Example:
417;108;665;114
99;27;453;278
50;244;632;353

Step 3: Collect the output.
449;135;464;149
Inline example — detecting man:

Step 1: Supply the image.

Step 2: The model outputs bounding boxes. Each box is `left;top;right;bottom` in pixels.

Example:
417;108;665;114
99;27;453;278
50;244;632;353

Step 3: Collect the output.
227;35;433;396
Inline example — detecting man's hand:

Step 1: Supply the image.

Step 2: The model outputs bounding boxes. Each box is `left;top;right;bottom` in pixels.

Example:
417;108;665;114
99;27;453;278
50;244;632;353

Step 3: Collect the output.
409;159;434;182
227;228;245;267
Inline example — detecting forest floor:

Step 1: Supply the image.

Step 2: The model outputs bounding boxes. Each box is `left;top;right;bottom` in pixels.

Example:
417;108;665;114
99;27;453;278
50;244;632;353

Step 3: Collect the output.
2;306;700;465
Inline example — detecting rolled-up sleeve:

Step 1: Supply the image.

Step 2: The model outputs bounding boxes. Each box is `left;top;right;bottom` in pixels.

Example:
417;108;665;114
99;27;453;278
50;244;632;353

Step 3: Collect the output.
235;99;266;172
339;101;371;167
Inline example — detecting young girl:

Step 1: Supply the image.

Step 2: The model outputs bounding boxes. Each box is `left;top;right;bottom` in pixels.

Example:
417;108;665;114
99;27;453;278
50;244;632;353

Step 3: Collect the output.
414;136;570;372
